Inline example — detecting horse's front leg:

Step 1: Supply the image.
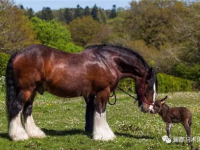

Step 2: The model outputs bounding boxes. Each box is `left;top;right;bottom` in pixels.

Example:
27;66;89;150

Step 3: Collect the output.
84;95;95;133
93;87;115;141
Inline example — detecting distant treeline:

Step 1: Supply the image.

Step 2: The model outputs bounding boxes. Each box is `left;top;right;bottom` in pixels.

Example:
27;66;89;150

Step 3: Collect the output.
21;4;119;23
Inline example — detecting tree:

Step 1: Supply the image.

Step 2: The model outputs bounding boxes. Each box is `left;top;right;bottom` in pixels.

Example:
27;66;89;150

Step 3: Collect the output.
19;4;24;10
31;17;82;52
84;6;90;16
25;8;34;19
110;5;117;18
64;8;73;23
74;4;83;18
123;1;172;49
91;4;99;21
0;0;38;53
69;16;103;46
99;9;107;23
52;8;66;22
40;7;54;20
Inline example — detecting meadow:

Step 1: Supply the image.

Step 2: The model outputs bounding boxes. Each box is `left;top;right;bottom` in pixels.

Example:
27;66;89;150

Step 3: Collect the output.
0;91;199;150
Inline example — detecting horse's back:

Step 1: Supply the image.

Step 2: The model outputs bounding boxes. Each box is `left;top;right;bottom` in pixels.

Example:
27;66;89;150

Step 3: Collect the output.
12;44;119;98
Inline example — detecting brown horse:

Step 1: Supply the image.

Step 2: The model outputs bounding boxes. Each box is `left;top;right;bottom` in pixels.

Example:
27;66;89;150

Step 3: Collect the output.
6;44;159;141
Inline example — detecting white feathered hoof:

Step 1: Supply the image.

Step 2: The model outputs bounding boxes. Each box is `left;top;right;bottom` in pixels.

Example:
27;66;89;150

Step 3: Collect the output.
26;127;46;138
93;111;116;141
93;127;115;141
9;113;29;141
9;127;29;141
25;115;46;138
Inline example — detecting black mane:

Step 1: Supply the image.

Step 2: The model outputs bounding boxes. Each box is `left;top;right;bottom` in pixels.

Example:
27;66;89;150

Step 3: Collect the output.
85;44;149;69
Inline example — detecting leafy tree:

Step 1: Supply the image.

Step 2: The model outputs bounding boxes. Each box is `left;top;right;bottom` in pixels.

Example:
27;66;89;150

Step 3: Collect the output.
69;16;103;46
0;0;38;53
25;8;34;19
39;7;54;20
19;4;24;10
52;8;65;22
99;9;107;23
74;4;83;18
31;17;82;52
64;8;73;23
91;4;99;21
84;6;90;16
123;1;172;49
110;5;117;18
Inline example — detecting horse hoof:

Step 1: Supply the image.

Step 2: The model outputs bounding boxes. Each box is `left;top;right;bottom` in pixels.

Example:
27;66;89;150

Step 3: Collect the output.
93;129;115;141
26;127;46;138
93;133;115;141
9;129;29;141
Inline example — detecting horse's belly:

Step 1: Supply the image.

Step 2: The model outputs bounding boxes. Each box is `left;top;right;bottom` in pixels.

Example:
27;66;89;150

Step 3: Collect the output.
46;80;91;98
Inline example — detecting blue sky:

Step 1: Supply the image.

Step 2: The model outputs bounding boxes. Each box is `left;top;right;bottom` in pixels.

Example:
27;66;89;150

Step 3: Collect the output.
14;0;132;12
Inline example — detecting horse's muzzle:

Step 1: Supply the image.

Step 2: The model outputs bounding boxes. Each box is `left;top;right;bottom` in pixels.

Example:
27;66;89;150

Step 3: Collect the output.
139;105;149;113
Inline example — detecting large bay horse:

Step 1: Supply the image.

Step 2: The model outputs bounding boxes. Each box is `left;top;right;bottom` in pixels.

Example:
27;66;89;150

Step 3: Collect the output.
6;44;158;141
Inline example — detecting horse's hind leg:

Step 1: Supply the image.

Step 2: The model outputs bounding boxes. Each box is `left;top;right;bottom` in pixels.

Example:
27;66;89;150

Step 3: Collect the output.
93;87;115;141
23;91;46;138
183;120;192;146
8;90;32;141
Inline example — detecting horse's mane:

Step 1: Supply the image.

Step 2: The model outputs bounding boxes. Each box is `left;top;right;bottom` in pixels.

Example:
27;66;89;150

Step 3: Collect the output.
85;44;149;69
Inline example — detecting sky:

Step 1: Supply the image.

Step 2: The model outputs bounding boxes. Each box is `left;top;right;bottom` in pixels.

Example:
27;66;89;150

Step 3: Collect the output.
14;0;132;12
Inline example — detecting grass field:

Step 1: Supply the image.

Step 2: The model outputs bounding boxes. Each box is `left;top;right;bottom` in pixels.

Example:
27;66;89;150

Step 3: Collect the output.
0;91;199;150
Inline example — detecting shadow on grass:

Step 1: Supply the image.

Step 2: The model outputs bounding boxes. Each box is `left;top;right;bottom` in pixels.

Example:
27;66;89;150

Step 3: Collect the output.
0;129;91;140
42;128;91;137
0;132;10;140
115;132;154;139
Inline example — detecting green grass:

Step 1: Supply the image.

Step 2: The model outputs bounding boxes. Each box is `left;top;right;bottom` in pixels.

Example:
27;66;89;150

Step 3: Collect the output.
0;91;200;150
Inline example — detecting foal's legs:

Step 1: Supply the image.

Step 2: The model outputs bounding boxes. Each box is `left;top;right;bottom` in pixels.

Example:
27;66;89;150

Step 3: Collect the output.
9;89;32;141
93;87;115;141
183;119;192;146
84;95;95;133
166;123;172;138
23;91;46;138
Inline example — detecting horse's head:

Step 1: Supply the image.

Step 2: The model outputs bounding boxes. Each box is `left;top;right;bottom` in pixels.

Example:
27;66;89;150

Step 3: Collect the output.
135;67;158;113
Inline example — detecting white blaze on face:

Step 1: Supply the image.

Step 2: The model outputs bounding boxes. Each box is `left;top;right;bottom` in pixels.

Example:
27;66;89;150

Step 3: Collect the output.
149;83;156;112
153;83;156;102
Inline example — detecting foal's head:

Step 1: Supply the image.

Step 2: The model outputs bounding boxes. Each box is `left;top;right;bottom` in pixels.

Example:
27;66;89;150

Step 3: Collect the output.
150;96;168;114
135;68;158;113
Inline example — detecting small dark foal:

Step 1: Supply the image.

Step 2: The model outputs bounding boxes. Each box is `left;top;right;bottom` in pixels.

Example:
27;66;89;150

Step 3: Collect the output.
150;96;193;147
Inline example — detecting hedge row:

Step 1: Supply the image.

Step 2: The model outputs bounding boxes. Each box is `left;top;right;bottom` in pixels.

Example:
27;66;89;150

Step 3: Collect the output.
119;73;194;93
157;73;193;93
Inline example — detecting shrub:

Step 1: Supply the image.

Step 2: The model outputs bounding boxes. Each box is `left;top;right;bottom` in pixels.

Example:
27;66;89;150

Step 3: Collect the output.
157;73;193;93
0;76;5;92
0;53;10;76
172;63;200;82
31;17;83;53
119;73;194;93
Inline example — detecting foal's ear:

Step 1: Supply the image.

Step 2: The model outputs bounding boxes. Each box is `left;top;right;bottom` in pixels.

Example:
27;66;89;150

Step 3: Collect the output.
160;96;168;104
160;100;165;104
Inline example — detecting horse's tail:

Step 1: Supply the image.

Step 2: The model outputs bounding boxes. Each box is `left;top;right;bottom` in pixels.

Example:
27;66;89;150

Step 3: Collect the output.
6;52;20;123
